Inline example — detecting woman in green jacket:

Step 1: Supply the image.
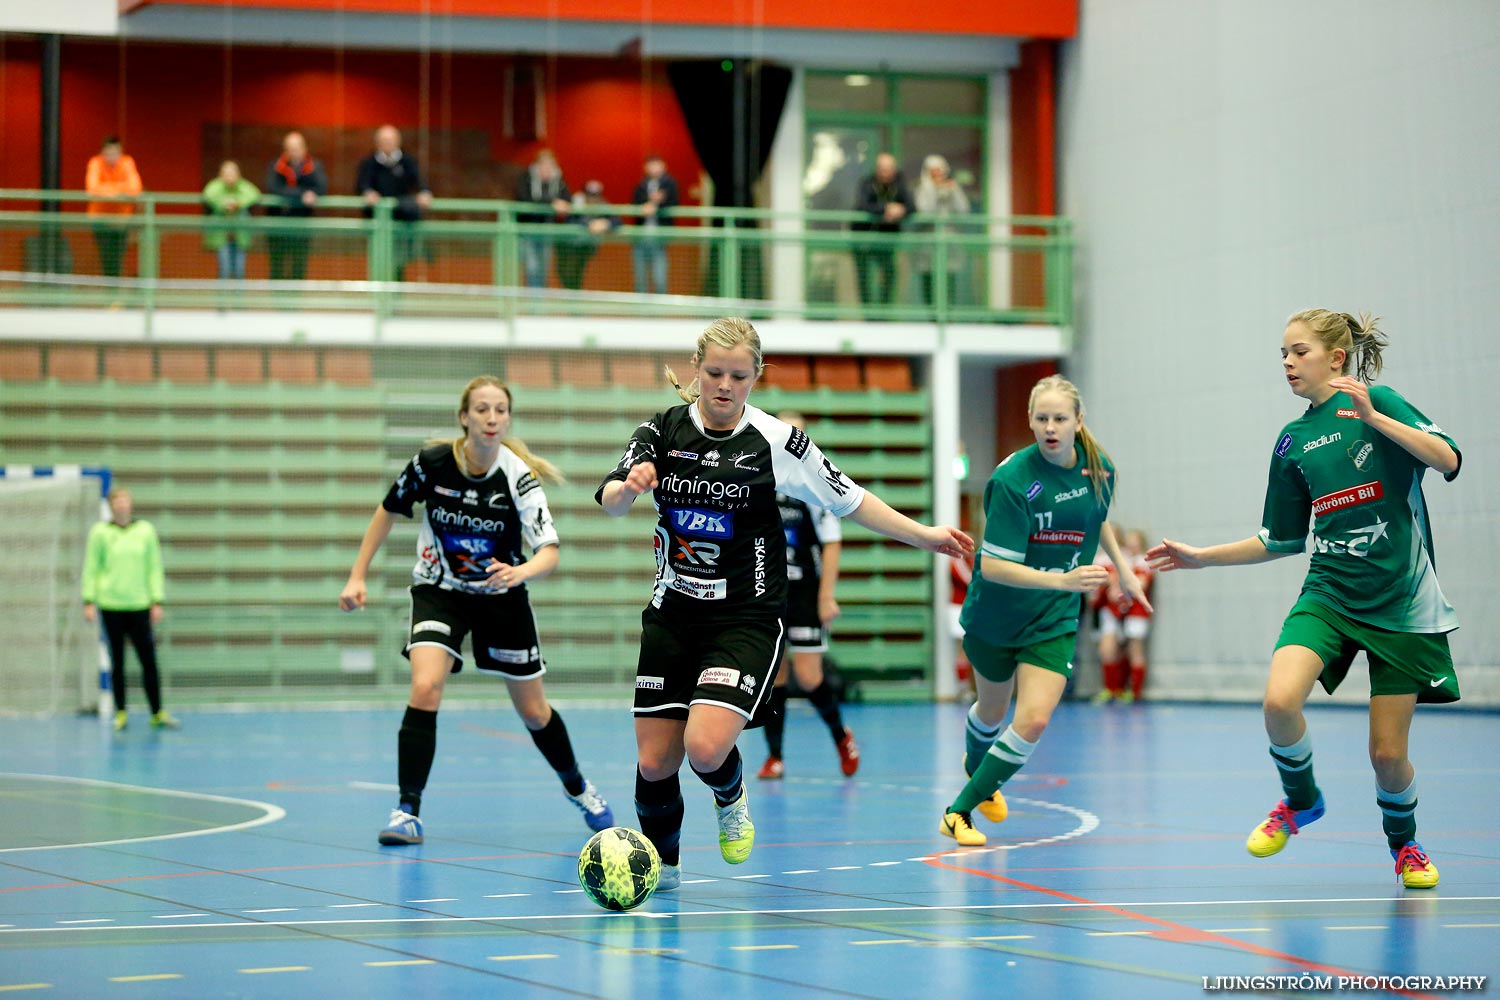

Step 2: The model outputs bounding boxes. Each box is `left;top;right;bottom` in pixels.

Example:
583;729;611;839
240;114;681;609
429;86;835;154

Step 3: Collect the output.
83;487;177;731
202;160;260;280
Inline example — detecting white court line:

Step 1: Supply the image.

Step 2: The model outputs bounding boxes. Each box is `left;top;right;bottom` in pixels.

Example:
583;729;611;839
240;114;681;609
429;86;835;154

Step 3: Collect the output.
243;908;298;914
9;896;1500;934
0;774;286;853
781;870;817;875
868;862;902;867
406;899;458;903
56;919;112;925
349;781;400;792
329;904;382;909
152;913;209;920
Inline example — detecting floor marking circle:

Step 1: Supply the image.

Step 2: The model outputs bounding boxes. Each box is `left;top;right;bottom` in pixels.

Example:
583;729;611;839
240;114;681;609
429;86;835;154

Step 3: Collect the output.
0;773;286;853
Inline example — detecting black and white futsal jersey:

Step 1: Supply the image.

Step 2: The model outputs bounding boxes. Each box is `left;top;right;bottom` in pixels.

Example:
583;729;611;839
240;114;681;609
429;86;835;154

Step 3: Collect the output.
384;442;559;595
777;493;842;585
596;403;865;621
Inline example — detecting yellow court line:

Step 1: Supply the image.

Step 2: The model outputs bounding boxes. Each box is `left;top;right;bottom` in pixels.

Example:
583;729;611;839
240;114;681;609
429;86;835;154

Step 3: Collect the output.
730;944;798;951
970;935;1035;941
365;960;435;967
1085;931;1153;937
0;986;52;993
238;967;310;975
487;955;557;962
109;975;183;983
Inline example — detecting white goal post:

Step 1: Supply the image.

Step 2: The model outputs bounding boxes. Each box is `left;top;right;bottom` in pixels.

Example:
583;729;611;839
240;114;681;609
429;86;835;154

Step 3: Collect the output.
0;466;111;716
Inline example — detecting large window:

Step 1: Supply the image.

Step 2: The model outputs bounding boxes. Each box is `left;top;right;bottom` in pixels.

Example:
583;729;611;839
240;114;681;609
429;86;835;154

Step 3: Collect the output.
803;71;988;314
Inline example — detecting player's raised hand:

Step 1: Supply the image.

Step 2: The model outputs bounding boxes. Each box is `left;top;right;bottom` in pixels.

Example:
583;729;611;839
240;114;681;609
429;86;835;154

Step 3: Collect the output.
1147;538;1205;572
623;461;659;496
339;578;367;611
1327;376;1375;421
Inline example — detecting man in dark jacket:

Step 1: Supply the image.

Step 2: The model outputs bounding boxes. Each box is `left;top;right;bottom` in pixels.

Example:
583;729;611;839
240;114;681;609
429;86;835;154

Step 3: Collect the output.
514;150;572;288
630;154;679;294
357;125;432;280
265;131;328;281
852;152;914;314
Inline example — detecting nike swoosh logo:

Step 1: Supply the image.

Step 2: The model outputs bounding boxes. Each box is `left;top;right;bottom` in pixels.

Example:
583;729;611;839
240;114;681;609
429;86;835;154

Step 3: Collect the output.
1429;678;1446;687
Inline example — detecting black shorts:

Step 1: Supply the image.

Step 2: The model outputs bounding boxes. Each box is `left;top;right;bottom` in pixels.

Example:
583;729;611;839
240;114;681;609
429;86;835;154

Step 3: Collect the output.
784;584;828;652
634;608;785;727
404;584;545;679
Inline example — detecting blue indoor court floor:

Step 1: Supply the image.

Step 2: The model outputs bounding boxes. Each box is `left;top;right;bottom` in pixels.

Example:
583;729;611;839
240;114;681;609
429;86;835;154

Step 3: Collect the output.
2;700;1497;999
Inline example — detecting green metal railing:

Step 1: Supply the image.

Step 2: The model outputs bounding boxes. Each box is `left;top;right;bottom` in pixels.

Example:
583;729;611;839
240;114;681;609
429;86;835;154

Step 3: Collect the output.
0;189;1073;327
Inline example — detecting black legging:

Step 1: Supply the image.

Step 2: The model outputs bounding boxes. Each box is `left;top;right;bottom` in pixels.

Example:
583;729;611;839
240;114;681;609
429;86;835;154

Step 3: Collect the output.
100;609;162;714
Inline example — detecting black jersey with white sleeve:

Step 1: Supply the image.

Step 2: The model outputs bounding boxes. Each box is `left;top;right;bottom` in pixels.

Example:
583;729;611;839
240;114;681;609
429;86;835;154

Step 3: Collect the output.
384;442;559;595
777;493;842;584
596;403;865;621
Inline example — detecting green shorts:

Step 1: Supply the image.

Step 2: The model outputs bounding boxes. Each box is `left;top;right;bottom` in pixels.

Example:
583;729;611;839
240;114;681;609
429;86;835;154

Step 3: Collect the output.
962;631;1076;684
1275;601;1459;704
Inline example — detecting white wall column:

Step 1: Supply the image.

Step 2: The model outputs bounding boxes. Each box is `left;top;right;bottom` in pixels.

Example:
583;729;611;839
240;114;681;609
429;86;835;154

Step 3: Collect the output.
768;66;806;312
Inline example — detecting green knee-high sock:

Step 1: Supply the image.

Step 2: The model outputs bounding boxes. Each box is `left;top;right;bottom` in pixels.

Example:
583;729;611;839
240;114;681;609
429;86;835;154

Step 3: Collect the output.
964;703;1001;776
949;726;1036;814
1269;730;1319;811
1377;776;1418;850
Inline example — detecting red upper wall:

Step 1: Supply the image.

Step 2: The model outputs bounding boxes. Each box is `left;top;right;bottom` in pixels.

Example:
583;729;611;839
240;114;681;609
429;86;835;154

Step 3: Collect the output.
0;38;704;203
121;0;1079;38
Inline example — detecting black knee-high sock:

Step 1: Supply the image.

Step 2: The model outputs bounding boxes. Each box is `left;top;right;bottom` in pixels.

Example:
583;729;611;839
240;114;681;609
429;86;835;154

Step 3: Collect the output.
397;706;438;816
528;709;585;795
764;686;789;758
635;768;684;866
692;746;744;807
805;681;845;743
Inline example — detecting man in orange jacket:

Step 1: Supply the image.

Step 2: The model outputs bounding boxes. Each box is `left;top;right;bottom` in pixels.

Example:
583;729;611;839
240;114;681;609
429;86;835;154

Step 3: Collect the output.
85;135;142;277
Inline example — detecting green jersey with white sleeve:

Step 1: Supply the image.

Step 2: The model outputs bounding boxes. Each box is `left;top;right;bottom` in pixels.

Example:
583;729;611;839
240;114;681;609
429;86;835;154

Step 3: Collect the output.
961;442;1114;646
1258;385;1460;633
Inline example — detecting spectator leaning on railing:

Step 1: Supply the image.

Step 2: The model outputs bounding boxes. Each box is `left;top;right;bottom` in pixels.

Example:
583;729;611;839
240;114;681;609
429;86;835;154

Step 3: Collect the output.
357;125;433;281
630;154;679;295
265;131;327;281
514;150;573;289
85;135;142;279
556;180;620;291
851;152;915;316
201;160;260;281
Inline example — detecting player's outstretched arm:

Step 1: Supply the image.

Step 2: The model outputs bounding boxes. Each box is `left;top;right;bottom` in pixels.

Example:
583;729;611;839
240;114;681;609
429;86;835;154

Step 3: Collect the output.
340;505;397;611
845;491;974;558
1146;535;1288;572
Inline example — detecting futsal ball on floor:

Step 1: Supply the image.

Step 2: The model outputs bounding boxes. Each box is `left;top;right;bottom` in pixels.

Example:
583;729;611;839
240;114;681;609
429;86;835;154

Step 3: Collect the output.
578;827;661;911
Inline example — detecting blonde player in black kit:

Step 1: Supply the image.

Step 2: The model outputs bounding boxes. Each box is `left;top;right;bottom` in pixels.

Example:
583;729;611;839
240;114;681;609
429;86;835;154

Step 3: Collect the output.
341;376;613;846
598;318;973;889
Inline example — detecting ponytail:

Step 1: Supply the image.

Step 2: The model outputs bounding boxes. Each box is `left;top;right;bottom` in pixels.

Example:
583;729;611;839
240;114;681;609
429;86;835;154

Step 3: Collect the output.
1076;424;1112;506
664;364;699;403
1343;311;1388;384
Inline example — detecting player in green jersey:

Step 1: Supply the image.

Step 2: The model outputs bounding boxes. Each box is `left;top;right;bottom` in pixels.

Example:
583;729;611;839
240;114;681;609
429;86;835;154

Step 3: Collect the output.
1149;310;1460;889
940;375;1151;846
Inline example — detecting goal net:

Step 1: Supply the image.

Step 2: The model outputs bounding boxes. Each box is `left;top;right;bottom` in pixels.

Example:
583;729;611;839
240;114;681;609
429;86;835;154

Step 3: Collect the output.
0;469;107;716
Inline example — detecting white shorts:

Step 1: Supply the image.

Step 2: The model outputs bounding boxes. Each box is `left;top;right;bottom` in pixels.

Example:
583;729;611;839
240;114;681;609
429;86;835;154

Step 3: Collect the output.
947;605;965;639
1099;608;1151;641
